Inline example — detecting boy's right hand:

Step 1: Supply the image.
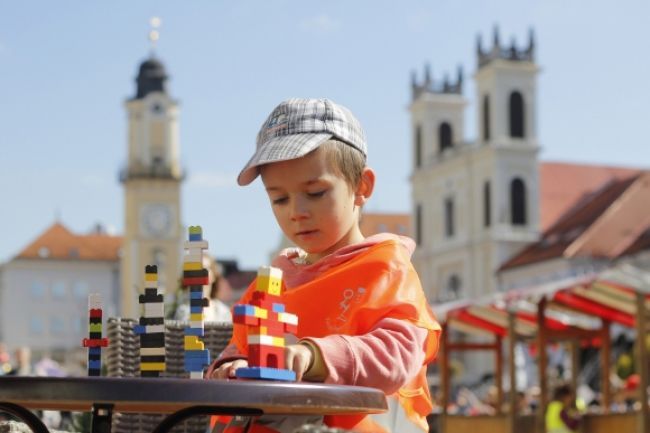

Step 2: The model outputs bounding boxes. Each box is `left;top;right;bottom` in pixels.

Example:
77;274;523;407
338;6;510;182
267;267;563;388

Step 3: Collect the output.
208;359;249;379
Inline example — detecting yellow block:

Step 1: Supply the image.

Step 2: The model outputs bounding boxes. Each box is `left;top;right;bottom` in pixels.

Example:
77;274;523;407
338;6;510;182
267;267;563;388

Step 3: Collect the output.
190;313;204;322
145;274;158;281
189;225;202;235
183;262;202;271
141;362;166;371
256;275;282;296
253;307;268;319
184;336;205;350
273;336;285;347
89;323;102;333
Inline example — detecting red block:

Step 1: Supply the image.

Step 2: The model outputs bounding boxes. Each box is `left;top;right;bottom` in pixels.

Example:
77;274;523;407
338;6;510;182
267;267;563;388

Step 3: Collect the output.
183;277;209;286
233;314;260;326
83;338;109;348
89;309;103;318
284;323;298;335
248;344;285;369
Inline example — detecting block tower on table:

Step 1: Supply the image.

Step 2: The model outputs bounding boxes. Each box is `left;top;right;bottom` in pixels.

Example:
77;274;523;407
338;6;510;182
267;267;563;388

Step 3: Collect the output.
233;266;298;381
82;294;109;376
182;226;211;379
134;265;166;377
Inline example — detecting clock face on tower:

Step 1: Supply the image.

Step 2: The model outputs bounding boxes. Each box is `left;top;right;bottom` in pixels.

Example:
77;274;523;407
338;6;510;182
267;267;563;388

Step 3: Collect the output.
140;203;174;238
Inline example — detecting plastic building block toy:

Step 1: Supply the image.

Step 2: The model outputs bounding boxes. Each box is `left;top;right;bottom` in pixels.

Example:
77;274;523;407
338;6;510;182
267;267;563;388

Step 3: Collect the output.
182;226;211;379
233;266;299;381
134;265;166;377
82;294;109;376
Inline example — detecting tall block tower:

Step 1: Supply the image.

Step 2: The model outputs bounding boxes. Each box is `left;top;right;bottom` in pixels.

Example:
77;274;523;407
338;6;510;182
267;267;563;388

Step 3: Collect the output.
410;27;541;302
120;56;183;318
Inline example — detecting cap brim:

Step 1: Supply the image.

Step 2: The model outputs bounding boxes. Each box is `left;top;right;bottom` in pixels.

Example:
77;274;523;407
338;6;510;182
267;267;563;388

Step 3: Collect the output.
237;133;332;186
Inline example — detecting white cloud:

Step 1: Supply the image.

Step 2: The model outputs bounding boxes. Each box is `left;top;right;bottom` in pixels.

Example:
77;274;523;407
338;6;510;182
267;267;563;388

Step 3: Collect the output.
299;14;340;33
188;171;237;188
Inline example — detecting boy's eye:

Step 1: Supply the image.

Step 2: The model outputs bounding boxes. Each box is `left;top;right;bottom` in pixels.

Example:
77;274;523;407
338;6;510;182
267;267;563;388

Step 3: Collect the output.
271;196;288;205
307;190;326;198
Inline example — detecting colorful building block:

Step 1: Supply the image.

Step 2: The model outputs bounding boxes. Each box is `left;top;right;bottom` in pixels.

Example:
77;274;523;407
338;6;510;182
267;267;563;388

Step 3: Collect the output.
135;265;166;377
233;266;299;381
182;226;211;379
82;294;109;376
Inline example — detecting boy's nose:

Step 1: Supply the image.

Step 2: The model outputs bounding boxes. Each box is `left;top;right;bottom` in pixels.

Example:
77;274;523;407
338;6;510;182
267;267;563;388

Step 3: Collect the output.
289;197;309;220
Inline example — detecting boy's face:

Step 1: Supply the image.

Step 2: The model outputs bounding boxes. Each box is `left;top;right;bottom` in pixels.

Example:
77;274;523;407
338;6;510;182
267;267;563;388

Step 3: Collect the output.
260;146;366;263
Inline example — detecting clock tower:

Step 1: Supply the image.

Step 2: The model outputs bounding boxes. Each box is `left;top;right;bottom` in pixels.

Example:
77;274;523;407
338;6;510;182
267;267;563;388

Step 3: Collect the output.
120;56;183;318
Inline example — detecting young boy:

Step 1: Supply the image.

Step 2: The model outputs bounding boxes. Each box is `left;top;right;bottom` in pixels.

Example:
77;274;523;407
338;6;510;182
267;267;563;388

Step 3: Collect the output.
206;98;440;433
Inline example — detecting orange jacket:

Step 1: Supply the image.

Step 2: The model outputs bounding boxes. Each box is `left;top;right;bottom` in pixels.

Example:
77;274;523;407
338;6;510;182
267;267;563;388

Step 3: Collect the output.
214;239;440;432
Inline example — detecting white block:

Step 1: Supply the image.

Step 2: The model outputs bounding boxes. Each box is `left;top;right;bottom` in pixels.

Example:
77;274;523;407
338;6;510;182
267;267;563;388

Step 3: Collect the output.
278;312;298;325
140;347;166;356
257;266;283;279
143;303;165;317
184;240;209;250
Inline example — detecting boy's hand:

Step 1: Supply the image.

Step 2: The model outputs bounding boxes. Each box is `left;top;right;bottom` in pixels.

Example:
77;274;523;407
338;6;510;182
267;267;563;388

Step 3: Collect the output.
285;343;313;381
208;359;249;379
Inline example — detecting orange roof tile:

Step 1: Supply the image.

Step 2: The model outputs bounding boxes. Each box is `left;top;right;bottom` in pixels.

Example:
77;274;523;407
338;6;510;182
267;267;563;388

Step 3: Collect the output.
16;222;122;261
360;212;411;237
501;172;649;270
540;162;640;231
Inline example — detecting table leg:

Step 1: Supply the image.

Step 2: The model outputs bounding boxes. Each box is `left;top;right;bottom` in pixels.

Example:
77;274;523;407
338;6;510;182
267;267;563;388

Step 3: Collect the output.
0;402;50;433
151;406;263;433
91;403;114;433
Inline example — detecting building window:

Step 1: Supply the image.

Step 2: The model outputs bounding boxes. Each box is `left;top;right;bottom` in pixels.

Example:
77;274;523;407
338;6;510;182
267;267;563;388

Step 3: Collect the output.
414;125;423;168
51;317;65;334
511;178;527;225
509;91;525;138
482;95;490;141
415;204;423;245
30;281;46;298
447;274;461;300
73;281;89;299
484;180;491;227
51;281;67;298
439;122;452;153
30;317;44;335
444;198;455;238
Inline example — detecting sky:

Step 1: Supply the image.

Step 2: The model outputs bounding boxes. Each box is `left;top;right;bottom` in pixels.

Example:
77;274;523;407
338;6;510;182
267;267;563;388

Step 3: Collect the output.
1;1;649;269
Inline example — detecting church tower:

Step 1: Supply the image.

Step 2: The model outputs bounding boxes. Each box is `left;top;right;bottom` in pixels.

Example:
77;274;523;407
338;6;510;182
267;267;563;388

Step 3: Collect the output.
410;27;540;301
119;55;183;318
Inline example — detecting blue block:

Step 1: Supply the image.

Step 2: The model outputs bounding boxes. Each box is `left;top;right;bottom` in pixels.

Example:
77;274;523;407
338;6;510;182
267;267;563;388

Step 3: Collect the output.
134;325;145;335
184;328;204;336
235;367;296;381
272;303;285;313
185;350;210;360
185;360;209;371
189;233;202;241
190;291;204;300
88;347;102;355
88;360;102;369
190;306;204;313
233;304;255;316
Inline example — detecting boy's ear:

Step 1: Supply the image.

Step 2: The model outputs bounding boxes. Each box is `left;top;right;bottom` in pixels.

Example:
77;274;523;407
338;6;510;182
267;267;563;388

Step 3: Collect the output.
354;167;375;206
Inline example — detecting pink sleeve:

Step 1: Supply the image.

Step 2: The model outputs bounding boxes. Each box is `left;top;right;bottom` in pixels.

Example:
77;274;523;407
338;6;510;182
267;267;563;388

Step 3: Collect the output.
204;343;246;378
304;318;429;394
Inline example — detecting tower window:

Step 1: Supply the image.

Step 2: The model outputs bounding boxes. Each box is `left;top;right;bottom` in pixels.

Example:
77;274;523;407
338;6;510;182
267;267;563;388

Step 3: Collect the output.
414;125;423;168
484;180;491;227
415;204;423;245
509;91;525;138
483;95;490;142
444;197;455;238
510;178;527;225
439;122;453;153
447;274;461;300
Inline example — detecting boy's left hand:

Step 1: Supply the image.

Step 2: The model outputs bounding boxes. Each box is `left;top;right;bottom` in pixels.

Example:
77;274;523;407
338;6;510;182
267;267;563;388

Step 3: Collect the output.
284;344;313;381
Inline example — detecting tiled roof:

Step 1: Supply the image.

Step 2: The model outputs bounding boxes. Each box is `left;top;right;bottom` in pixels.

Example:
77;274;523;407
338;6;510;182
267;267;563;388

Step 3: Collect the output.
359;212;411;237
539;162;640;231
16;222;122;261
501;171;649;270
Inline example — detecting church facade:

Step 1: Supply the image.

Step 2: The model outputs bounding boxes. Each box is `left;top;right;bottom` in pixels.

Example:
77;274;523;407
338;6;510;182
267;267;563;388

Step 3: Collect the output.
410;29;541;302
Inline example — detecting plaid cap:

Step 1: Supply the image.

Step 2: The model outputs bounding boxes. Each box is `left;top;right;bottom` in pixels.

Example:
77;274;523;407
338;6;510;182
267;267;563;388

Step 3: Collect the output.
237;98;367;185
